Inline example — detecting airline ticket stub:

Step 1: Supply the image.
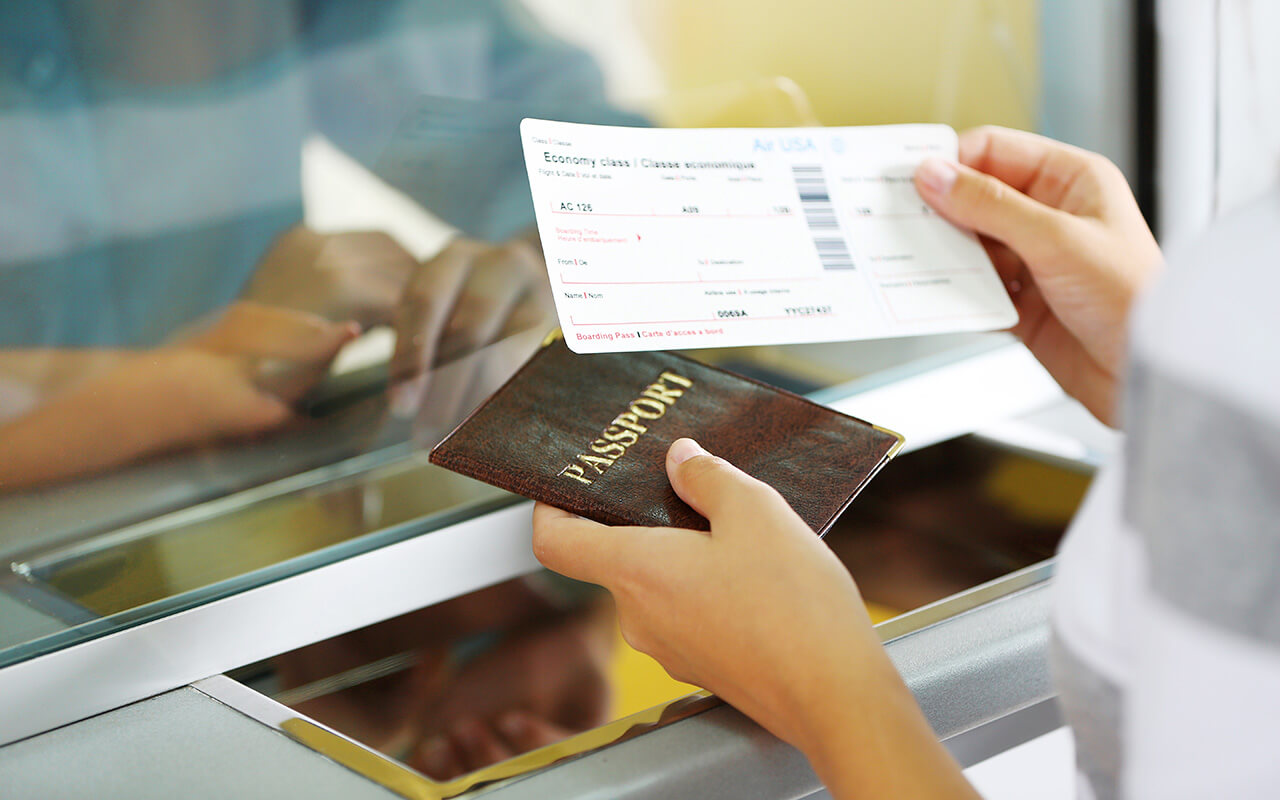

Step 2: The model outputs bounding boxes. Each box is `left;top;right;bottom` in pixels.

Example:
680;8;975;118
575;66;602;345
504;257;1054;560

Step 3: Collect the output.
520;119;1017;354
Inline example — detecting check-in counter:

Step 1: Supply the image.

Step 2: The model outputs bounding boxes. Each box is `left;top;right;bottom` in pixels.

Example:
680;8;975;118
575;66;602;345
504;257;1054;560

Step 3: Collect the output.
0;331;1109;798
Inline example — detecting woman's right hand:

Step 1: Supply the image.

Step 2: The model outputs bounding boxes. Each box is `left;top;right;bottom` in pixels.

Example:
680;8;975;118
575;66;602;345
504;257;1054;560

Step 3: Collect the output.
914;126;1162;426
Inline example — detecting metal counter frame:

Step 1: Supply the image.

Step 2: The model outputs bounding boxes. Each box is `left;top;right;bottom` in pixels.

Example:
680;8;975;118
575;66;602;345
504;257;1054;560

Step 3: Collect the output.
186;561;1058;799
0;339;1070;751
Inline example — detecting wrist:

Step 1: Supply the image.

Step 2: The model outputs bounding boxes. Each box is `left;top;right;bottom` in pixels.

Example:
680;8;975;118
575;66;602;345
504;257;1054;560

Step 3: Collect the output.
783;641;977;800
786;638;905;760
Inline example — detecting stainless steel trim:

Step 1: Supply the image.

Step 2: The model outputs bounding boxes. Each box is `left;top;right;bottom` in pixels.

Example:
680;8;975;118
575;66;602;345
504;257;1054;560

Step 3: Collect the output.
184;564;1061;799
875;559;1055;643
12;443;418;570
194;674;720;800
0;502;541;747
943;696;1063;768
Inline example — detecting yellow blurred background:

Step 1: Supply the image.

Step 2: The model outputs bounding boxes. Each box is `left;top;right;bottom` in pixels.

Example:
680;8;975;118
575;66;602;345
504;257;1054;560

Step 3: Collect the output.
527;0;1039;130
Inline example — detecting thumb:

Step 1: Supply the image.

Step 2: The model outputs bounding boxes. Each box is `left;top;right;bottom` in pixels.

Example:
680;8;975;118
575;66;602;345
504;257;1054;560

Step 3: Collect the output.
301;319;362;366
915;157;1078;264
665;438;781;527
227;390;293;436
251;320;359;402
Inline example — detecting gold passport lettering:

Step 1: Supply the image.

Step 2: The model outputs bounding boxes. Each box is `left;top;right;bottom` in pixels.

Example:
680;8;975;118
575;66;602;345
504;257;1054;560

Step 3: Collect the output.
558;371;693;486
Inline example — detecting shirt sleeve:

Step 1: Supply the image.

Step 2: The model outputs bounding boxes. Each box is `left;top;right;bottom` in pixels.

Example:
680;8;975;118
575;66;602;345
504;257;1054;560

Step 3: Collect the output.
1119;189;1280;799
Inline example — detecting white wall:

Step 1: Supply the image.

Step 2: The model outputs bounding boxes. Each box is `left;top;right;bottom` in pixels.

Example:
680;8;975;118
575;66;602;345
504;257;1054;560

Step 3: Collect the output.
1158;0;1280;249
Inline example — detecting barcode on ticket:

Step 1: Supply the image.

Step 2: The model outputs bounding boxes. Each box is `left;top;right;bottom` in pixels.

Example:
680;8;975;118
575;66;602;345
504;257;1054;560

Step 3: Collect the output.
791;164;855;270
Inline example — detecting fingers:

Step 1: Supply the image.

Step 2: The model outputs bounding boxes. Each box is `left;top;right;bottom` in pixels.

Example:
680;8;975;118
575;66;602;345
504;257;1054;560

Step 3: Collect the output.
388;240;477;413
248;320;361;402
413;713;574;780
194;302;360;361
448;717;512;775
915;156;1079;267
959;126;1137;218
664;438;785;528
414;733;462;780
978;236;1042;339
494;286;554;341
495;710;572;752
390;239;545;416
233;391;294;433
433;241;541;365
959;126;1065;192
188;302;359;404
317;232;420;327
322;232;416;283
530;503;630;586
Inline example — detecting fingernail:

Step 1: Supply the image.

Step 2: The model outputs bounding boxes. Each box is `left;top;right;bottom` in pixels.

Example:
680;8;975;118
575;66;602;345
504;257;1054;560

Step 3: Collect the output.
418;735;451;774
668;438;707;464
916;157;958;195
497;712;525;739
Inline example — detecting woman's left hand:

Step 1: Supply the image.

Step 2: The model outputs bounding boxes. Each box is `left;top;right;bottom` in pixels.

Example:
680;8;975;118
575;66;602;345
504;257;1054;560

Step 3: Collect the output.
533;438;880;751
532;438;979;800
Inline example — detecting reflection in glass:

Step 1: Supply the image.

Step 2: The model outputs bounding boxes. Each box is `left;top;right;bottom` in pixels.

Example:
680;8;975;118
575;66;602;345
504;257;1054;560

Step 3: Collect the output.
0;0;633;664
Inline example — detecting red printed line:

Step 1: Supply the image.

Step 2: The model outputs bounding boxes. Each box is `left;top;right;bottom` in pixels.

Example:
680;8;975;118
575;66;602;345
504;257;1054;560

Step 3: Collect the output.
550;210;792;218
572;313;834;326
878;285;900;325
558;276;822;285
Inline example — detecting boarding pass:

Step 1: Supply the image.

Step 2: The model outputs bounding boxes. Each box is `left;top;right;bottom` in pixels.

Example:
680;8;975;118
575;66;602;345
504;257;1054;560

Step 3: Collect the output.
520;119;1017;354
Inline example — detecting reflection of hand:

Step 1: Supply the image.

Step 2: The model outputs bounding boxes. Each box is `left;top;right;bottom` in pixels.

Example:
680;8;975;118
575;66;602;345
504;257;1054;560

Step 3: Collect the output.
114;302;357;450
243;226;419;329
271;578;610;780
181;301;359;406
273;603;612;782
405;610;613;780
532;439;978;800
389;237;551;415
244;225;552;416
414;711;576;782
914;127;1162;425
0;303;356;489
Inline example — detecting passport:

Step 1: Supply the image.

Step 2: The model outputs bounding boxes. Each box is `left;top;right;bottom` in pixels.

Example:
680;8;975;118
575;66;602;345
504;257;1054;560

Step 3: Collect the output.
429;335;903;534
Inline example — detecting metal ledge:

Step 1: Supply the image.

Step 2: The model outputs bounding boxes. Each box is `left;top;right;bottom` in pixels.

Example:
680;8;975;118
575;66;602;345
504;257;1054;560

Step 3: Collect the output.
471;573;1057;798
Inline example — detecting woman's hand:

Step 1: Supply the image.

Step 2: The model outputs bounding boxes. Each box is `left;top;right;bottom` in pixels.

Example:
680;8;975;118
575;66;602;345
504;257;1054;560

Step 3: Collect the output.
915;126;1162;425
242;226;419;330
388;236;551;416
0;303;357;490
272;584;613;782
242;224;553;418
180;301;360;407
532;439;979;800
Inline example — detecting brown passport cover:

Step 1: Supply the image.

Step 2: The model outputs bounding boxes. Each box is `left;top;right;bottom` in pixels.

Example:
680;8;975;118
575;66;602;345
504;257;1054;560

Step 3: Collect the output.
429;336;903;535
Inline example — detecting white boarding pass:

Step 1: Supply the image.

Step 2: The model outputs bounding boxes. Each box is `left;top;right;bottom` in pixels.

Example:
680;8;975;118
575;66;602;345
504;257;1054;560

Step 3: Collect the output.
520;119;1017;353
